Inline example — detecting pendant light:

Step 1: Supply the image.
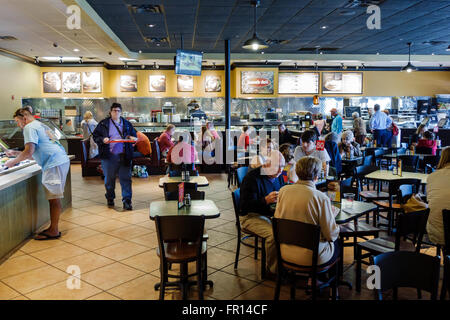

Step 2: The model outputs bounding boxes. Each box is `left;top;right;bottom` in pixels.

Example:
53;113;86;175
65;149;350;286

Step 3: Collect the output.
401;42;417;72
242;0;268;51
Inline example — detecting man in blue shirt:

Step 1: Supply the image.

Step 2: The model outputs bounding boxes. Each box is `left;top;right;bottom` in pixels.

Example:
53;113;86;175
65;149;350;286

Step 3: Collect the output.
5;107;70;240
370;104;392;147
330;108;343;137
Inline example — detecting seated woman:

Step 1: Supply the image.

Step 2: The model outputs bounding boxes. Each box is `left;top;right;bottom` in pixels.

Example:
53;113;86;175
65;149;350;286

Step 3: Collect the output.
279;143;298;184
411;124;426;150
274;156;340;267
426;147;450;246
338;130;362;159
416;130;437;155
249;138;274;169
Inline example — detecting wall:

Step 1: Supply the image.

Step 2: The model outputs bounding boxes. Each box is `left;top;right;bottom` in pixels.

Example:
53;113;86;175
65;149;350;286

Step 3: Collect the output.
0;55;41;119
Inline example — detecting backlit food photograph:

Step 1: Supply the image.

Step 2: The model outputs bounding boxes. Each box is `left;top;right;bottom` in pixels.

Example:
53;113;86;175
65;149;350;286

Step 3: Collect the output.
205;75;221;92
62;72;81;93
42;72;61;93
149;75;166;92
120;75;138;92
82;71;101;93
177;75;193;92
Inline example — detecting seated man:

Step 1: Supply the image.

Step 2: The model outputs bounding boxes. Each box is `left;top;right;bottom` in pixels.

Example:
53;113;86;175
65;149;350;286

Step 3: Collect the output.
294;129;331;177
133;131;151;158
274;156;340;268
239;150;286;274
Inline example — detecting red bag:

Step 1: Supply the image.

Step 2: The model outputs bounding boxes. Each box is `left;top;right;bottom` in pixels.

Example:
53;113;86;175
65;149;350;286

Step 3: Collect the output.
392;123;399;136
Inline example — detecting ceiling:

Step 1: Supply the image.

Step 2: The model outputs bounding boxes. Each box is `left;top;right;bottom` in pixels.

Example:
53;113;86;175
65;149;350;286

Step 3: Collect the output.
84;0;450;55
0;0;449;67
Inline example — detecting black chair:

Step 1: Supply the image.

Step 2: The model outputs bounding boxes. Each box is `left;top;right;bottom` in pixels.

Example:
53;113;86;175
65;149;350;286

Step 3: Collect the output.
168;163;199;177
272;218;339;301
373;178;422;234
415;146;434;155
355;164;385;198
371;251;440;300
441;209;450;300
231;188;266;279
154;215;207;300
363;155;373;167
356;209;429;292
236;166;249;187
421;155;440;173
371;149;385;167
398;155;419;172
163;182;199;200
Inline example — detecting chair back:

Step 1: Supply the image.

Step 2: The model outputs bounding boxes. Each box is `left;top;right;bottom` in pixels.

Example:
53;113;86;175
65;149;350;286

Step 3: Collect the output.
363;155;373;166
443;209;450;255
236;166;249;186
163;182;198;200
272;218;321;270
394;209;430;251
81;139;90;165
415;146;433;155
372;251;440;300
155;215;205;261
151;138;161;165
232;189;242;229
388;179;421;205
399;155;419;172
324;140;342;174
355;164;379;190
339;177;359;200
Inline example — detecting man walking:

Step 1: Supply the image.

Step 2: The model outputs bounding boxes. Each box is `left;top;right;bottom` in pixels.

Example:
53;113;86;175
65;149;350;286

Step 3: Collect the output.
330;108;343;138
93;103;137;210
370;104;392;147
5;107;70;240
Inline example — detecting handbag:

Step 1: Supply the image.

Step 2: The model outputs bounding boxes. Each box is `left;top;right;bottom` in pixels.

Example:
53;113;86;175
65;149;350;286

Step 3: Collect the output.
401;193;428;213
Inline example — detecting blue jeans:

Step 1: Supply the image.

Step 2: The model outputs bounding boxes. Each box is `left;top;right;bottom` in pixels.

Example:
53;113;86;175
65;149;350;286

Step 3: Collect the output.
101;154;132;203
374;129;388;147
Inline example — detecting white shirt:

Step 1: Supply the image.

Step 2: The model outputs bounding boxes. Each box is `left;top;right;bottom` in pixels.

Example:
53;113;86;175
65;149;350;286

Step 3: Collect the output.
426;164;450;245
293;146;331;163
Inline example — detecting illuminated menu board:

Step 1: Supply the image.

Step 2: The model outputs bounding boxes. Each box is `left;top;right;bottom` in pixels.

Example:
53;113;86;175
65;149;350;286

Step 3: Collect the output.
278;72;319;94
322;72;363;94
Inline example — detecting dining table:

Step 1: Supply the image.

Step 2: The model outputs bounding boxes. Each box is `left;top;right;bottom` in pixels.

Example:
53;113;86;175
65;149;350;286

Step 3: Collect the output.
158;174;209;187
364;169;429;184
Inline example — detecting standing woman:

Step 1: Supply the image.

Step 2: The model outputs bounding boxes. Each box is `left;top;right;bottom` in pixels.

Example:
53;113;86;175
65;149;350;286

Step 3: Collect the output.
81;111;99;159
352;112;366;146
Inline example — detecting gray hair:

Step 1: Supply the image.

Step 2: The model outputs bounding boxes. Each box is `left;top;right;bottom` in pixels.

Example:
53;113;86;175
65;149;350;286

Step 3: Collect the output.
295;156;322;181
341;130;354;141
374;104;381;111
352;112;359;119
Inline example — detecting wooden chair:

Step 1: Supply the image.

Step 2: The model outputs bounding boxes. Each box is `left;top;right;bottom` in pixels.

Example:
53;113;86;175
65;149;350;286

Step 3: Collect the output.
371;251;440;300
355;209;429;292
355;164;386;198
272;218;339;301
231;188;266;279
398;155;419;172
373;178;421;234
236;166;249;187
415;146;434;155
154;215;207;300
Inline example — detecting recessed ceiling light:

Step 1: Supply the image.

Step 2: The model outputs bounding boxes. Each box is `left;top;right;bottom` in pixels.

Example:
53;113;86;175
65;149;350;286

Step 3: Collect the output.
138;50;142;54
73;48;80;52
432;53;435;55
261;51;264;54
321;25;328;29
447;45;450;51
376;52;380;55
147;24;156;28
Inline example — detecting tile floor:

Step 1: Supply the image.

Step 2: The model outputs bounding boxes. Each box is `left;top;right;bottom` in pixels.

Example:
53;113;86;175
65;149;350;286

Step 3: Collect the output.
0;165;445;300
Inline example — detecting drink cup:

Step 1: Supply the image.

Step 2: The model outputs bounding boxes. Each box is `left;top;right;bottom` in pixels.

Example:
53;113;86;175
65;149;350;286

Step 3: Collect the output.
343;193;355;209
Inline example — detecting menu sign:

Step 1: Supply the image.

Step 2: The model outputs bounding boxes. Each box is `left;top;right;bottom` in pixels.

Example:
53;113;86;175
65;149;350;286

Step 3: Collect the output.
278;72;319;94
178;182;185;209
241;71;274;94
322;72;363;94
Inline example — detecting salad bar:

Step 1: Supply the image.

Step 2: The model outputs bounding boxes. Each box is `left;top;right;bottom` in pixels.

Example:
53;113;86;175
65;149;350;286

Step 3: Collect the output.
0;156;36;175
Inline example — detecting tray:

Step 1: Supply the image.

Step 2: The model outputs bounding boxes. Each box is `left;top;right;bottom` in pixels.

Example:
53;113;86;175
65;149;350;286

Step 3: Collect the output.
106;139;136;144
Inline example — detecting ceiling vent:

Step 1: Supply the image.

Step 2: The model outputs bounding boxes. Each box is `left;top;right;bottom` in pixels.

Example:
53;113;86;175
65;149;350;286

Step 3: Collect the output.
422;41;446;46
129;4;163;14
0;36;18;41
343;0;386;9
144;37;168;43
298;47;339;52
266;39;288;45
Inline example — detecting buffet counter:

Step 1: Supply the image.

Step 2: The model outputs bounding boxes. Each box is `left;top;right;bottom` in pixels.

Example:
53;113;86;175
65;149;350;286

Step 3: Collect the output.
0;156;73;261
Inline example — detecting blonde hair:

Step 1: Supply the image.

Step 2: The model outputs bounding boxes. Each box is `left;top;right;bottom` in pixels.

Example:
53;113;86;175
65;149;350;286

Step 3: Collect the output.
416;124;426;135
166;124;175;131
295;156;322;181
437;147;450;170
83;111;93;121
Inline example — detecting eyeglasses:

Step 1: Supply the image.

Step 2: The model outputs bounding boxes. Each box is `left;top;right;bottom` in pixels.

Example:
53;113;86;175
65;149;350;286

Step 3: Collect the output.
111;109;122;113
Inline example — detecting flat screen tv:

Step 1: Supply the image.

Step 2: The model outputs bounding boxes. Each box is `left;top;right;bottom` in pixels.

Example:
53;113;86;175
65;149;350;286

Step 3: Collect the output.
175;50;203;76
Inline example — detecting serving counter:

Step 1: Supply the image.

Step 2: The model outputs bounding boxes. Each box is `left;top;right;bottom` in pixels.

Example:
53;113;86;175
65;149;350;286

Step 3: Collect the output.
0;157;73;261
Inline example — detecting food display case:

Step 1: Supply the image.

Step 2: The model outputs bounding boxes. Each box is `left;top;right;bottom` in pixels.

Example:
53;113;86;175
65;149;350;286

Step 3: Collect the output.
0;118;69;152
